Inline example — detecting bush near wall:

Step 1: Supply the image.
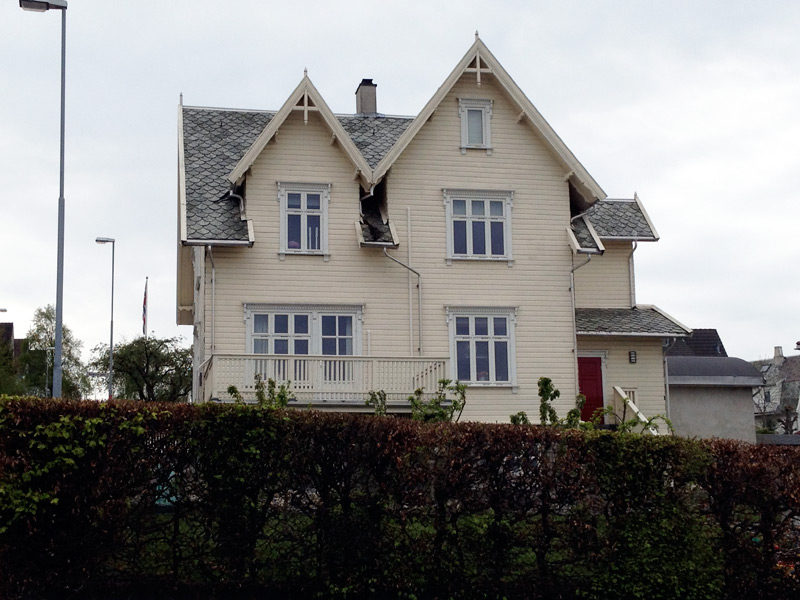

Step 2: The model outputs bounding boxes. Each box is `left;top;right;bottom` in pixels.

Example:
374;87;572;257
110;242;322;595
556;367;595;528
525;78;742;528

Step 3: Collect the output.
1;397;799;599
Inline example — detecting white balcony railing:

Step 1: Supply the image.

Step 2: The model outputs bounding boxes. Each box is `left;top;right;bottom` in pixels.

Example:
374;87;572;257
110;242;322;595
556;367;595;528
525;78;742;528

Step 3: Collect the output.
204;354;449;407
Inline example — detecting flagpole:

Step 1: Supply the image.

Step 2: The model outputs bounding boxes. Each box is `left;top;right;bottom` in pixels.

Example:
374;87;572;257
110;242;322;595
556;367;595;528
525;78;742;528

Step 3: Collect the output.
143;276;148;338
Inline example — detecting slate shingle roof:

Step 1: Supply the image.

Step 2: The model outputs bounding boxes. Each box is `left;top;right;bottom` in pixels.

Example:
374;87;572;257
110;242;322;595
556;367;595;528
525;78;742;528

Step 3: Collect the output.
181;107;412;242
337;115;413;169
583;199;657;241
182;107;274;242
571;217;599;250
575;307;689;337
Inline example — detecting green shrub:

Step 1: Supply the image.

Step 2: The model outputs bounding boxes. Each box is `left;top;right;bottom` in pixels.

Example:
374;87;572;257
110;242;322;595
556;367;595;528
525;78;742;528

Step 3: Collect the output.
1;396;798;599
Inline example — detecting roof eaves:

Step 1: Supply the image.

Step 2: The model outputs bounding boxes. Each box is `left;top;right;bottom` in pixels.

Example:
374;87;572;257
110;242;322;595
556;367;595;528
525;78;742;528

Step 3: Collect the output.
577;330;686;337
183;239;253;247
634;192;660;241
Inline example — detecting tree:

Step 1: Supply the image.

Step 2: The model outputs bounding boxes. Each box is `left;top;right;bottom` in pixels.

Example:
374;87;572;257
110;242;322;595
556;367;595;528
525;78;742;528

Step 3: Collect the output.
90;336;191;402
17;305;88;399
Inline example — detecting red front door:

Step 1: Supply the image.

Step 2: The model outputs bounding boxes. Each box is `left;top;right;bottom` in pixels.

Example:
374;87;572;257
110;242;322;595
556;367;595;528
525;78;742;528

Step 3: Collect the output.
578;357;604;421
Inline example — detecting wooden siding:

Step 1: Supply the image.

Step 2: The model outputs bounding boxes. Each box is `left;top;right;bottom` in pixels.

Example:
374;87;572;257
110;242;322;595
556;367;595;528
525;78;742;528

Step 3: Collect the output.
577;336;667;420
573;241;633;308
387;73;578;422
199;72;620;421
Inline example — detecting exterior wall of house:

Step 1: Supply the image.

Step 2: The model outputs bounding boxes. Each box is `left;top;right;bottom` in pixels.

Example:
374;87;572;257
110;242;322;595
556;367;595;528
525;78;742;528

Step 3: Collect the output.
577;336;667;421
203;109;413;363
199;72;589;421
669;386;756;442
386;73;578;421
573;241;634;308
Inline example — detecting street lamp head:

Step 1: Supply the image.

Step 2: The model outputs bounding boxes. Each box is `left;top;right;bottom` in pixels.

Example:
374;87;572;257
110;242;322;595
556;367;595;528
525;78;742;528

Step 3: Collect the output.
96;237;115;244
19;0;67;11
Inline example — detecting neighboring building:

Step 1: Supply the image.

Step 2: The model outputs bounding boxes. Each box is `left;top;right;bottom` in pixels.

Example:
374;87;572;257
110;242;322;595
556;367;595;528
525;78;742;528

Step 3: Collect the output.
752;346;800;433
665;328;727;358
176;37;690;422
667;356;761;442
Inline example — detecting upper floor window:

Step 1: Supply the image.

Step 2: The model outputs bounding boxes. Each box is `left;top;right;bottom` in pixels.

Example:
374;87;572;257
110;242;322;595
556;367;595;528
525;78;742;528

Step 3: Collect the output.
458;98;493;154
277;182;330;259
443;189;513;264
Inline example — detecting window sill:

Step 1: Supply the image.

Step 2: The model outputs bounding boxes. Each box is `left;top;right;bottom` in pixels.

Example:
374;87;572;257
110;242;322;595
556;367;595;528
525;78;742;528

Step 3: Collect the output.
460;145;493;156
279;250;330;262
463;382;519;394
446;256;513;267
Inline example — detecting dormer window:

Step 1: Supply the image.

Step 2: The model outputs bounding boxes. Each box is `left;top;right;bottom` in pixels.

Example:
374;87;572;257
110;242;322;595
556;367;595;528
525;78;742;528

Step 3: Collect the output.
459;98;493;154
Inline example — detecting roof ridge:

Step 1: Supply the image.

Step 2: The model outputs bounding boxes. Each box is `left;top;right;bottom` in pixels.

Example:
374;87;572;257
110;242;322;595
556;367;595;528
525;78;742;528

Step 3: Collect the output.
183;105;276;114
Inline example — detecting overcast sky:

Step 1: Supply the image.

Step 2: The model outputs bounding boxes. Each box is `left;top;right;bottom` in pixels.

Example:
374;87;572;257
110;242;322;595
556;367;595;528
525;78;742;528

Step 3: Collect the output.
1;0;798;364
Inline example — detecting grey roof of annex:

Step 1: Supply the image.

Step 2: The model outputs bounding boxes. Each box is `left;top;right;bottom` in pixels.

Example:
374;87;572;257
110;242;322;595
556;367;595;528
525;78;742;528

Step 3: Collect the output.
575;307;690;337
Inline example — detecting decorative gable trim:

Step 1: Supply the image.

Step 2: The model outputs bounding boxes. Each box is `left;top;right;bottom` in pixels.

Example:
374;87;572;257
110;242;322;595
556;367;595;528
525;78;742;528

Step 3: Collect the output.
372;37;606;201
227;76;373;188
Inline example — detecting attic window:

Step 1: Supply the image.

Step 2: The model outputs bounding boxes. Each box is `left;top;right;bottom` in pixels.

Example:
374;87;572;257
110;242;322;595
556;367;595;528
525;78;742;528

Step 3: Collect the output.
458;98;493;154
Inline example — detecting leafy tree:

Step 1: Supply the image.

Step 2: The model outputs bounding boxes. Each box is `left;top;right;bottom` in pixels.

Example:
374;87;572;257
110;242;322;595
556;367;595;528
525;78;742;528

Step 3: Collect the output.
408;378;466;422
17;305;88;399
91;336;191;402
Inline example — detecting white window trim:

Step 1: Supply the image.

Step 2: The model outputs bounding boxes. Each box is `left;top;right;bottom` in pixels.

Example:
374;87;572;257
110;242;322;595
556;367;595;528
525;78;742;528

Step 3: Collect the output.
443;189;513;266
244;303;363;355
458;98;493;154
277;182;331;261
445;306;518;390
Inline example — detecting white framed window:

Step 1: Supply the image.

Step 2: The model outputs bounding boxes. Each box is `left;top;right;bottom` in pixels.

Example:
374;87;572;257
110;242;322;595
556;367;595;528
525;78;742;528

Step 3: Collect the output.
446;306;517;387
458;98;492;154
245;304;362;356
443;189;513;264
277;182;330;259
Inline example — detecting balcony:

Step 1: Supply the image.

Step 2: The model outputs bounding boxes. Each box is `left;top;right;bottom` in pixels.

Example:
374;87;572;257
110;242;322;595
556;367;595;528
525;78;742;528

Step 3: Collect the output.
201;354;449;409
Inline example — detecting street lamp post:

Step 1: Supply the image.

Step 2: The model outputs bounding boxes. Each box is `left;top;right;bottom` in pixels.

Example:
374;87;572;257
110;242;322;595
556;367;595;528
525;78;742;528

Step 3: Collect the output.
19;0;68;398
96;237;115;400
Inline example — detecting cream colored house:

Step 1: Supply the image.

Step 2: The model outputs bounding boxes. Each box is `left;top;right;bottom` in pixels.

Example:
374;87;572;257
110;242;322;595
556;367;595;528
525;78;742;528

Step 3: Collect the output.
176;37;690;423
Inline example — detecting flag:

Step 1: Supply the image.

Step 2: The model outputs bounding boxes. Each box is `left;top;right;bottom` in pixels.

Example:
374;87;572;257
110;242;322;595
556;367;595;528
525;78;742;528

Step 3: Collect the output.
142;277;148;337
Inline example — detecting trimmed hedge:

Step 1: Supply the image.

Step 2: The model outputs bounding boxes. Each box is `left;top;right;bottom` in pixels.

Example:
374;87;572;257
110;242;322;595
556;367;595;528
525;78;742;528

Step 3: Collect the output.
1;397;799;599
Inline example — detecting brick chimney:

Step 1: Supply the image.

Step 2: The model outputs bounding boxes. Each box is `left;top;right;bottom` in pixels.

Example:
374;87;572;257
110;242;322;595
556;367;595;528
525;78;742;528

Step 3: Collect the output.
356;79;377;114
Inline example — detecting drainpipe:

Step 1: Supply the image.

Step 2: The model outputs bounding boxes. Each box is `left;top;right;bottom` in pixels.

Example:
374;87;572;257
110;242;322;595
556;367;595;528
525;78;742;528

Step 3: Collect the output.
663;341;671;419
570;253;594;394
383;247;422;355
628;239;638;306
206;246;216;355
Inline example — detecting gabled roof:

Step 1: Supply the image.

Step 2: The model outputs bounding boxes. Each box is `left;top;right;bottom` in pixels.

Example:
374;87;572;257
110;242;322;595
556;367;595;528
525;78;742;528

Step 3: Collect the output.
179;106;412;244
372;37;606;200
227;76;373;187
576;305;691;337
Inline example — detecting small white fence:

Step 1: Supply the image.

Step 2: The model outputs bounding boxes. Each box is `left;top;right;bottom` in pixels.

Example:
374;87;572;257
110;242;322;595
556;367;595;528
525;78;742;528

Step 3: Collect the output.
206;354;448;406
